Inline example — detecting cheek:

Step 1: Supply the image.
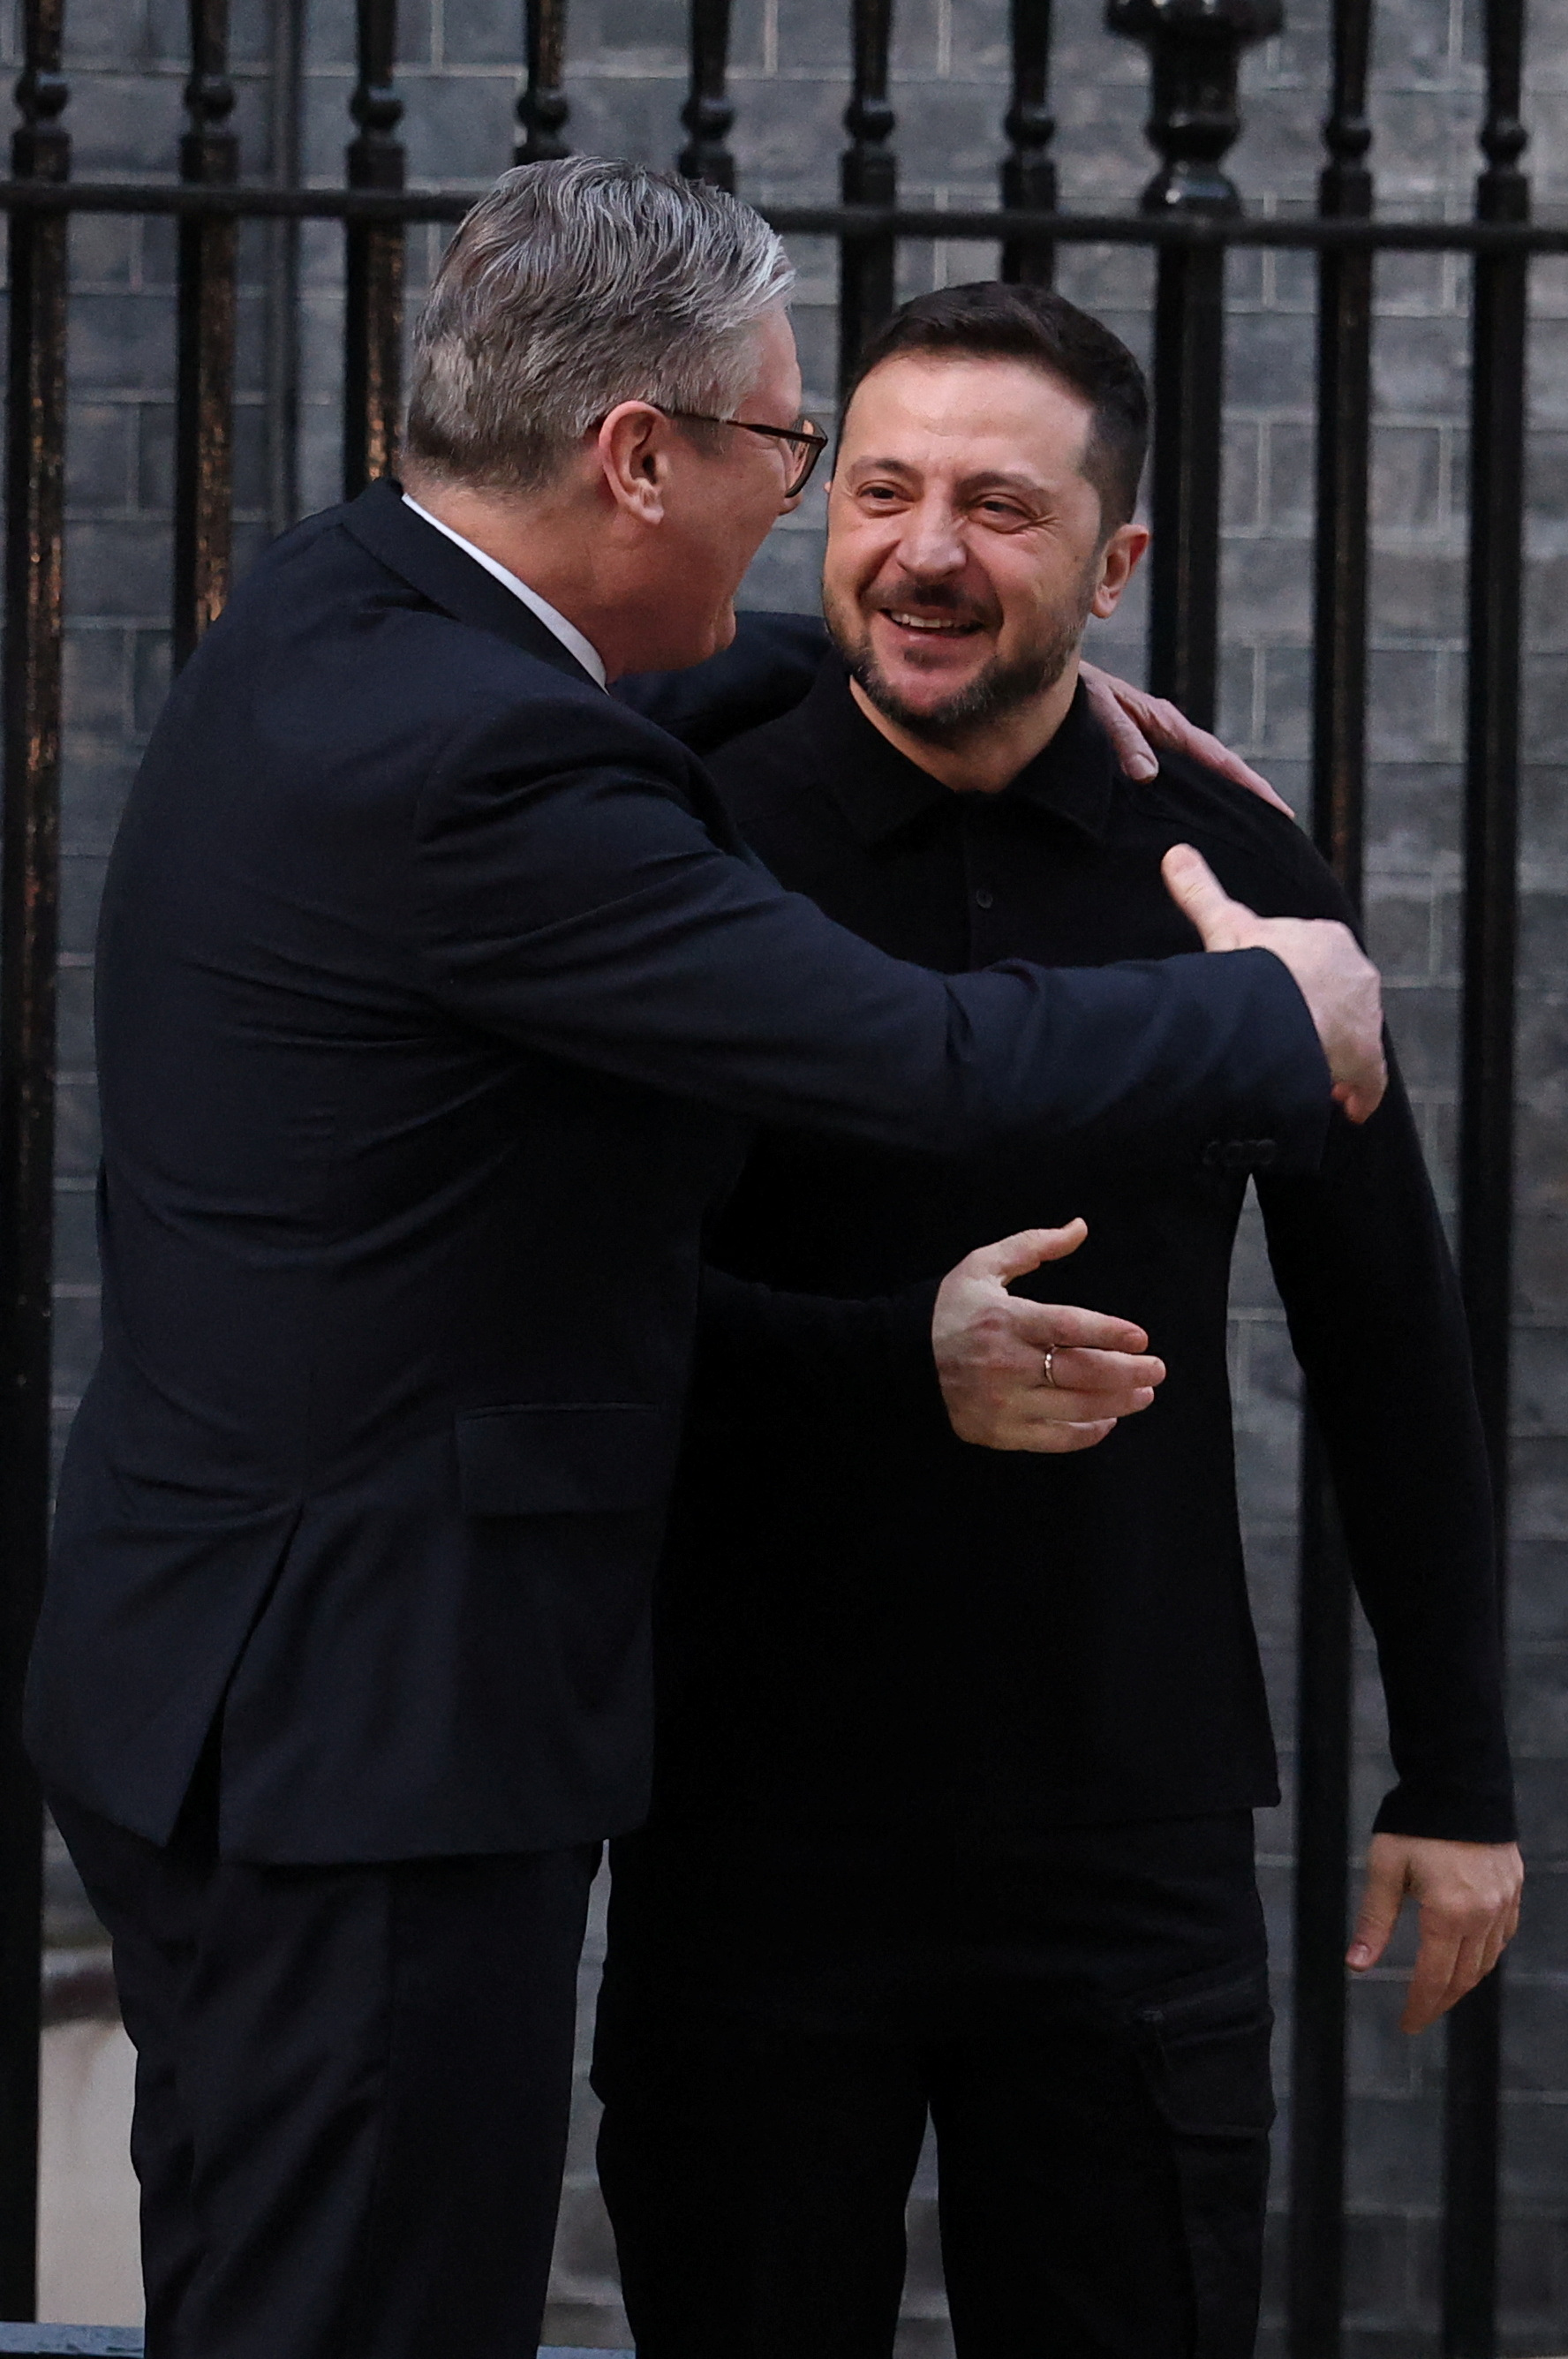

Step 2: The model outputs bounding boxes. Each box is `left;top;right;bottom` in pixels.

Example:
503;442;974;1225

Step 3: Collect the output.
827;522;900;600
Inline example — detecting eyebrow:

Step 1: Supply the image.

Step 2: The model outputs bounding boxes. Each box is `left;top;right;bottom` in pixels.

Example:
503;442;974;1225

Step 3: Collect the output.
845;456;1053;498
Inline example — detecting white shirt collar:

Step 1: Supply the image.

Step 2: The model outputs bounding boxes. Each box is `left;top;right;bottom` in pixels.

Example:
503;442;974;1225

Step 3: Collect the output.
401;494;607;690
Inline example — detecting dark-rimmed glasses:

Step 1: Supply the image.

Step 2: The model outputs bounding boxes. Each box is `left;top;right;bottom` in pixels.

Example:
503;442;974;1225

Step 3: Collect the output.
660;409;830;500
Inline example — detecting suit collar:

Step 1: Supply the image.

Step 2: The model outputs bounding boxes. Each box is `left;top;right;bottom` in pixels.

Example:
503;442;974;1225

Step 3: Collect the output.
339;477;601;690
802;658;1119;848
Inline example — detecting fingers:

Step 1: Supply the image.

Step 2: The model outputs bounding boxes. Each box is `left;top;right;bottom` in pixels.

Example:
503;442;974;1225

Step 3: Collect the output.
1005;1298;1150;1356
960;1220;1089;1286
1333;1059;1390;1127
1040;1345;1165;1396
1355;1835;1523;2034
1164;716;1295;817
1347;1852;1406;1974
1080;664;1297;814
1080;664;1160;784
1401;1928;1468;2035
1160;844;1253;953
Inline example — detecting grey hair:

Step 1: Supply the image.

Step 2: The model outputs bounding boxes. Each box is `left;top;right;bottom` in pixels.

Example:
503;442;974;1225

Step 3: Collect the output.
405;156;795;496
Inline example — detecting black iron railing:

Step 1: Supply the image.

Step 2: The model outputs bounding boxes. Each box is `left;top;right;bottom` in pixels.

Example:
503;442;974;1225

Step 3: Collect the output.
0;0;1549;2350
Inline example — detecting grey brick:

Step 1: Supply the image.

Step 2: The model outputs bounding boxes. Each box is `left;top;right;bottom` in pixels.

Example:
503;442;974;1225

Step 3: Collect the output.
1372;425;1445;534
54;968;96;1080
63;630;133;738
66;403;136;511
59;855;109;960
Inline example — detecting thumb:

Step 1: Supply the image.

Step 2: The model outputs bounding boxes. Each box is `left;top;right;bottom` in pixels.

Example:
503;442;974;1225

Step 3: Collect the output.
1161;844;1250;952
969;1220;1089;1285
1347;1854;1406;1972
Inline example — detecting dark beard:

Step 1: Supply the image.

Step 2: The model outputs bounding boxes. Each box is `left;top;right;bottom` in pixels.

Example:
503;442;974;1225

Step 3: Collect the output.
825;583;1091;750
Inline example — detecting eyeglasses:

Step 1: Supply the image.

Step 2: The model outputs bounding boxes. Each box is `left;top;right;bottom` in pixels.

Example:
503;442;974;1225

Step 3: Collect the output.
660;409;830;500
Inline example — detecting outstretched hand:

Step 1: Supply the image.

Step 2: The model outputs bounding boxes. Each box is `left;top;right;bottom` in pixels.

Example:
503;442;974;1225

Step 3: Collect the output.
1161;842;1388;1124
1348;1834;1524;2034
1081;662;1294;817
932;1220;1165;1453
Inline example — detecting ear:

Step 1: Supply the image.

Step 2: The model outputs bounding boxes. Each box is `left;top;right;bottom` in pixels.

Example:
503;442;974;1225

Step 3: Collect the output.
596;401;675;524
1090;521;1150;620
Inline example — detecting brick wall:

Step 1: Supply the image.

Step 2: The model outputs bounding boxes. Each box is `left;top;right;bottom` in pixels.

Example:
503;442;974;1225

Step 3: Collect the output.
34;0;1568;2348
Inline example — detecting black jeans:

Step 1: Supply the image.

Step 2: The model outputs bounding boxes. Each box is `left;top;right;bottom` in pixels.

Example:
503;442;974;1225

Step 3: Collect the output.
594;1813;1272;2359
51;1775;598;2359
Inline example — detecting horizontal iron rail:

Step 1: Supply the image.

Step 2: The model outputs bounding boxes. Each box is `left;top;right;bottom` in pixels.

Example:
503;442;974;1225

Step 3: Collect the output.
0;182;1564;249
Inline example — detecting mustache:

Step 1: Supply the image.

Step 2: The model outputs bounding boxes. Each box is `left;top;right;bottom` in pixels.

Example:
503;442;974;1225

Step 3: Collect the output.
867;583;998;629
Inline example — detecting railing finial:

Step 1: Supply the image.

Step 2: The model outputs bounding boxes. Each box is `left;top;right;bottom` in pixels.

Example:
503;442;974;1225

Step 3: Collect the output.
516;0;571;164
12;0;69;183
1002;0;1057;284
681;0;735;189
1106;0;1283;218
839;0;897;397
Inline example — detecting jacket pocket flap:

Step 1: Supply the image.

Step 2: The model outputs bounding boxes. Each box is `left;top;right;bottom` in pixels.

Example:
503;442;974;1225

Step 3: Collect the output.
456;1402;676;1517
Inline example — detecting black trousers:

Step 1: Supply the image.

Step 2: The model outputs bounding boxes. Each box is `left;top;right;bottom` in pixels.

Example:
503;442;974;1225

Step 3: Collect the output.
50;1775;598;2359
594;1813;1272;2359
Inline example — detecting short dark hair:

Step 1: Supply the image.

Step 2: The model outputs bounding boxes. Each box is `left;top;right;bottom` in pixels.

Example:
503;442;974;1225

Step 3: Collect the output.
841;282;1150;531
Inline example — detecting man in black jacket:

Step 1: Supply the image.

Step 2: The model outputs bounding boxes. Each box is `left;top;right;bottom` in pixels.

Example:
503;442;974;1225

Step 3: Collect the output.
26;169;1383;2359
592;284;1523;2359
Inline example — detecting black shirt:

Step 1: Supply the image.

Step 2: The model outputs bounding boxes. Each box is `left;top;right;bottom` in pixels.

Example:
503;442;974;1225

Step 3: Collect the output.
652;659;1515;1844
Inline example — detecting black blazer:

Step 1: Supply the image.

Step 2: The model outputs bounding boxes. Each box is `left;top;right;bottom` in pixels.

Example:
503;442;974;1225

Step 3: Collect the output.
26;481;1330;1863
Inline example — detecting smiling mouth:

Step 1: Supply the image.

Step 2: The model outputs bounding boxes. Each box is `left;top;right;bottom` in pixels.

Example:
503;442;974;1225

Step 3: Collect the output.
878;608;985;637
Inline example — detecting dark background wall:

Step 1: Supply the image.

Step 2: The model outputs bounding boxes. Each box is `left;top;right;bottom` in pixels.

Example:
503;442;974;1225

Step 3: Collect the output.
28;0;1568;2348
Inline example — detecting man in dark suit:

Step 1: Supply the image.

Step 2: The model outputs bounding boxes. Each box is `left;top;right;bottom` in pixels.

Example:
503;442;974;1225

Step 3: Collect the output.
592;283;1523;2358
28;167;1384;2359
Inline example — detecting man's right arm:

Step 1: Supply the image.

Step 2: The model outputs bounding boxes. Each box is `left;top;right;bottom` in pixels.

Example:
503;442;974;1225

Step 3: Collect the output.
411;700;1367;1172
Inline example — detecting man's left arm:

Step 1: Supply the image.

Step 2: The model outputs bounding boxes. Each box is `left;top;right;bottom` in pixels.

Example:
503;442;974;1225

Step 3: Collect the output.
1257;1044;1522;2031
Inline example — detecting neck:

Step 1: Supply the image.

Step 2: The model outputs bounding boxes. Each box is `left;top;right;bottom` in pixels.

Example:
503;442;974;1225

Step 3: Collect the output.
402;471;631;680
848;653;1082;795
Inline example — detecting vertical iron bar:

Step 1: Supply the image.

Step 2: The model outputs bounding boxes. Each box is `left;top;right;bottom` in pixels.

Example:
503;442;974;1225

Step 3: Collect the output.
681;0;735;190
516;0;570;163
1001;0;1056;286
266;0;305;538
1289;7;1372;2350
174;0;238;667
343;0;404;498
1106;0;1281;725
839;0;896;402
0;0;70;2318
1289;1437;1355;2359
1145;238;1226;720
1444;0;1528;2343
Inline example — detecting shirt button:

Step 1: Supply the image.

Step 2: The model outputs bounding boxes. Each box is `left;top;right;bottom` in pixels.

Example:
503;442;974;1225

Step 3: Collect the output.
975;887;995;910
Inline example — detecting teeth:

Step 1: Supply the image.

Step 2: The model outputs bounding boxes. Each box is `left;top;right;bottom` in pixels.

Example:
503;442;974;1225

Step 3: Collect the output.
885;611;970;633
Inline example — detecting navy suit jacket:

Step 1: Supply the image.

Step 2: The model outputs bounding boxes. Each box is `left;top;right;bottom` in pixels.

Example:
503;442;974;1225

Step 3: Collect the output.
27;480;1330;1861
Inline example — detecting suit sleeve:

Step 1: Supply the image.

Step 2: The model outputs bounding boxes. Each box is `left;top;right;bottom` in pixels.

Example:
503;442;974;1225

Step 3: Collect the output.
694;1262;946;1430
1258;1047;1514;1843
613;613;831;754
410;695;1331;1172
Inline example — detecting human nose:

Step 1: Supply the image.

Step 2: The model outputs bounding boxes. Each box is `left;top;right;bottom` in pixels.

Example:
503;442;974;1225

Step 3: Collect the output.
894;494;966;578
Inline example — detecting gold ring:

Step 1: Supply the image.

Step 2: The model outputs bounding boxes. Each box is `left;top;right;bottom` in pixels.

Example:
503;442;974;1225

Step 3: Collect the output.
1042;1347;1057;1388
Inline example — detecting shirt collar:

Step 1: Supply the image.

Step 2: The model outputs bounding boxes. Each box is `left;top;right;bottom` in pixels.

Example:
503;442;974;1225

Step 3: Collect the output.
801;659;1120;847
400;494;608;690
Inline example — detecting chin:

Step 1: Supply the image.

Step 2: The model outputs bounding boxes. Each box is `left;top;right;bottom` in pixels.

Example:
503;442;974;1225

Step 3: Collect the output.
886;663;987;712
